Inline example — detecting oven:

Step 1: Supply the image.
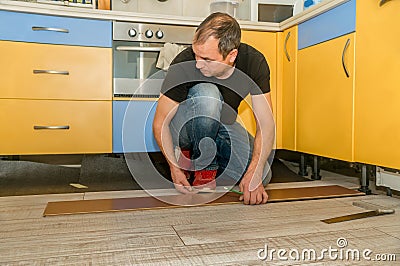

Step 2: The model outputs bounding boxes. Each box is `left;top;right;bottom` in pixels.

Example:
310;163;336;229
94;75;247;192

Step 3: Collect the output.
112;21;196;98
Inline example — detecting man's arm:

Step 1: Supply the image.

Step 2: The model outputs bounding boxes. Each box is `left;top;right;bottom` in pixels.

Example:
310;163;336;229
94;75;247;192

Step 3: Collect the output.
153;94;193;193
239;92;275;204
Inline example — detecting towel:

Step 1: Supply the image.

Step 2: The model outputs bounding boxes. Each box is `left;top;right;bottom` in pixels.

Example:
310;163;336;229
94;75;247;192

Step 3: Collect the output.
156;43;186;71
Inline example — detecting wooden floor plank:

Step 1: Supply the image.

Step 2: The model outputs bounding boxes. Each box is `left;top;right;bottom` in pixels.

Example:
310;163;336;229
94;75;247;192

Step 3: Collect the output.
0;199;353;239
1;228;397;265
0;225;183;261
43;185;364;216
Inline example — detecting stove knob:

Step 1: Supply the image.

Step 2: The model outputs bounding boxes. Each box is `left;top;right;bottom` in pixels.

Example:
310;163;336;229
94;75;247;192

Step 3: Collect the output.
128;28;137;38
155;30;164;39
145;29;153;38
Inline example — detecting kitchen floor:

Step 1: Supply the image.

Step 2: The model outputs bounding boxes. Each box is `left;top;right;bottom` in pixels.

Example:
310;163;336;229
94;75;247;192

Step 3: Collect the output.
0;153;309;197
1;166;399;265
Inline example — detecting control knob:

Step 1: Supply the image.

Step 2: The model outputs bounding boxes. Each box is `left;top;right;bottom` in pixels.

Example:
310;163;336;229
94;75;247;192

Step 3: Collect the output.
145;29;153;38
128;28;137;38
155;30;164;39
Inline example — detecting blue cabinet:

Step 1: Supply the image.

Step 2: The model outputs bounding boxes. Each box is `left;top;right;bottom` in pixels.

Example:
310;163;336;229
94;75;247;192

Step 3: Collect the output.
0;10;111;47
113;100;160;153
298;0;356;49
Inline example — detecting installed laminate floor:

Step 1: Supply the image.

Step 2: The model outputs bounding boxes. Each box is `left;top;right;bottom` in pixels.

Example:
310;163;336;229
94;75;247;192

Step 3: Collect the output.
0;174;399;265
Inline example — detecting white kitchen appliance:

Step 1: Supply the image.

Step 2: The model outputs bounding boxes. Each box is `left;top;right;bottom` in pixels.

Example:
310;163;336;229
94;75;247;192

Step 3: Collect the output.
250;0;303;22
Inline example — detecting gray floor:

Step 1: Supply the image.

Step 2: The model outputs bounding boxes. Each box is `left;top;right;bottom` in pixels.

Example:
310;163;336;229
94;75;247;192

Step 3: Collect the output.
0;154;141;196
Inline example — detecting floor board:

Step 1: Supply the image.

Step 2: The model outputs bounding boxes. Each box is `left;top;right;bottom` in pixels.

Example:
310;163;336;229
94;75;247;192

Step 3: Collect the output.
0;174;399;265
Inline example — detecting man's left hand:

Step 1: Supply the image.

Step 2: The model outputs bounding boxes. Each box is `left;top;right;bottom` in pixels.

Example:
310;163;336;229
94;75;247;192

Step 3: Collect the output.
238;173;268;205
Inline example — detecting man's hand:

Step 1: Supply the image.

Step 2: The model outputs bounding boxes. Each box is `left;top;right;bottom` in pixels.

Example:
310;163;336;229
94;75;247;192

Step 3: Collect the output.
238;172;268;205
170;166;194;194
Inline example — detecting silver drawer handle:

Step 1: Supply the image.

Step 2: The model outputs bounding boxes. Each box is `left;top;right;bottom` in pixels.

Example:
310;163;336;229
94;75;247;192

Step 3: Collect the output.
34;125;70;130
32;26;69;33
33;70;70;75
284;31;291;62
116;46;162;52
342;39;351;78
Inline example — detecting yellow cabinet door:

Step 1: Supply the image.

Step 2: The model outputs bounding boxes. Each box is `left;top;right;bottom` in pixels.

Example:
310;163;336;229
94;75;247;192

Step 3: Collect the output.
0;99;112;155
239;30;277;136
0;41;112;100
280;26;298;151
354;0;400;169
297;33;355;161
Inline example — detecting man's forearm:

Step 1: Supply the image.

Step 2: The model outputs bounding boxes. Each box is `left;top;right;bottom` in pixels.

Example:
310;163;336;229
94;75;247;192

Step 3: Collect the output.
153;122;179;171
246;126;274;180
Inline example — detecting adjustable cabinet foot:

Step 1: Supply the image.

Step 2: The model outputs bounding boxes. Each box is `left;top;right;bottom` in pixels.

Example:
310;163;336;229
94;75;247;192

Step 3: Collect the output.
386;187;392;197
298;153;308;176
358;164;372;195
311;155;321;180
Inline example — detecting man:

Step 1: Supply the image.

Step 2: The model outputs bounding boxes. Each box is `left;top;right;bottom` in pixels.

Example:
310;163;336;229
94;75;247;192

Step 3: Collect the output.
153;12;275;205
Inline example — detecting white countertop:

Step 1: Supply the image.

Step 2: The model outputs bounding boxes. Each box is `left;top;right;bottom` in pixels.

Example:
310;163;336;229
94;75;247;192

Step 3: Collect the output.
0;0;350;31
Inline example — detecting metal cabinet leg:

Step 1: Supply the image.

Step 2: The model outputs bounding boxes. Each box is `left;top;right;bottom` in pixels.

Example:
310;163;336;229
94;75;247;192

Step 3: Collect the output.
298;153;308;176
311;155;321;180
358;164;372;194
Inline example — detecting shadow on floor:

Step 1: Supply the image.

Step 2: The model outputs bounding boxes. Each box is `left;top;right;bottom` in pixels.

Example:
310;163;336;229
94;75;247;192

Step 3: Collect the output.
0;153;309;197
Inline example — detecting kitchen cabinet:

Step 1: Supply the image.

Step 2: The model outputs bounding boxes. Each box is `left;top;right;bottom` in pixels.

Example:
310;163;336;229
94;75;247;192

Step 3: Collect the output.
354;0;400;169
0;100;111;155
0;41;111;101
239;30;277;137
297;33;355;161
113;100;159;153
280;26;298;151
0;11;112;155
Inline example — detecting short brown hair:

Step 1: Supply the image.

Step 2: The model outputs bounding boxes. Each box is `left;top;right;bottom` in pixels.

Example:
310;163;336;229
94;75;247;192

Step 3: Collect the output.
193;12;241;59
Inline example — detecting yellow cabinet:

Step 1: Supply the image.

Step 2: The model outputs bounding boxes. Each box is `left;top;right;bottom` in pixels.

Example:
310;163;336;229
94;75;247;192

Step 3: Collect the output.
297;33;355;161
354;0;400;169
0;41;112;101
238;30;277;137
0;99;112;155
280;26;298;151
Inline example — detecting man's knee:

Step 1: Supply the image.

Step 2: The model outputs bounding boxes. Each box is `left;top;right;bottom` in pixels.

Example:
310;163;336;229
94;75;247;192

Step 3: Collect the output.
188;83;223;117
189;83;221;100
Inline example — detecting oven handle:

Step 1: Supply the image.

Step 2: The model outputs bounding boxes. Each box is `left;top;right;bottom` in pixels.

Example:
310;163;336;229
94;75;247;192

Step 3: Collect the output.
116;46;162;52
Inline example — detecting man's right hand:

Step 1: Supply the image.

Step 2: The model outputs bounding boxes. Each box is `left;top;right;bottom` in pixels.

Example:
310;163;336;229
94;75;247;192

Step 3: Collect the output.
170;166;194;194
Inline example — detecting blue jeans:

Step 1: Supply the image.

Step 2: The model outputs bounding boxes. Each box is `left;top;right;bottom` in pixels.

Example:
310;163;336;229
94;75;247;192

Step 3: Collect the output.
169;83;272;185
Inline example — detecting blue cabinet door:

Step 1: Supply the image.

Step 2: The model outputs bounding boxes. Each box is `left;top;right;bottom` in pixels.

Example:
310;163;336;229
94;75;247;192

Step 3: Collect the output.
0;10;111;47
298;0;356;49
113;100;160;153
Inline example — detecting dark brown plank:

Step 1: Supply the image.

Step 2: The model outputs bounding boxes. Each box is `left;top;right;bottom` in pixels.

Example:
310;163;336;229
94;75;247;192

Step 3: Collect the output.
43;185;364;216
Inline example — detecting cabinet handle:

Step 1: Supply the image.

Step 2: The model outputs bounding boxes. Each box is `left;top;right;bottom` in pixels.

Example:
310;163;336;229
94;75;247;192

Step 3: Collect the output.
284;31;291;62
34;125;70;130
379;0;391;6
32;26;69;33
116;46;162;52
33;70;70;75
342;39;351;78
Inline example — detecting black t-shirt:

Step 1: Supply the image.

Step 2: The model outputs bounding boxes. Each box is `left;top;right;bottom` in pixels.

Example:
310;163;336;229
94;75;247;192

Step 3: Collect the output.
161;43;270;124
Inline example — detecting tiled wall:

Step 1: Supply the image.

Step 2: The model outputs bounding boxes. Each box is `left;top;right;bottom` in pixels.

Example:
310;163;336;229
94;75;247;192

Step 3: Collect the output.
112;0;251;20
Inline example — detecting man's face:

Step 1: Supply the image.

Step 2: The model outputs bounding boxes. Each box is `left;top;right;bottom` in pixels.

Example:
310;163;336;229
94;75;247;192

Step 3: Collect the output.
192;36;237;79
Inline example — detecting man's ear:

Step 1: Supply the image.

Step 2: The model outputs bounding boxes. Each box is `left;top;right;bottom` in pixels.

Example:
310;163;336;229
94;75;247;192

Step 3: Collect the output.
228;49;238;63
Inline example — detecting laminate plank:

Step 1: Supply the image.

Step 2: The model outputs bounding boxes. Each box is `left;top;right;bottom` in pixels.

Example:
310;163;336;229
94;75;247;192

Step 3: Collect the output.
0;200;353;239
1;228;397;265
43;186;364;216
376;225;400;239
0;193;84;207
172;202;400;245
0;225;183;262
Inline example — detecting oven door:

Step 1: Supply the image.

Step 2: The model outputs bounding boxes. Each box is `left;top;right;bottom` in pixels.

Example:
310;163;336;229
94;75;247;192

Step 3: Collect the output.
113;41;166;98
